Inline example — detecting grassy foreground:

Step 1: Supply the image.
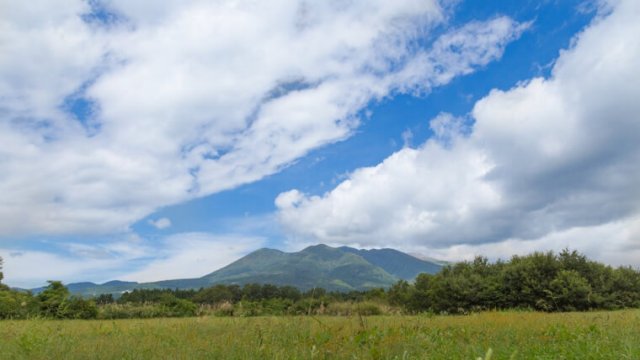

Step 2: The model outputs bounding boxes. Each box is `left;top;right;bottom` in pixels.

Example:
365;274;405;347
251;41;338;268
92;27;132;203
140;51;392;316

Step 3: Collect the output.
0;310;638;359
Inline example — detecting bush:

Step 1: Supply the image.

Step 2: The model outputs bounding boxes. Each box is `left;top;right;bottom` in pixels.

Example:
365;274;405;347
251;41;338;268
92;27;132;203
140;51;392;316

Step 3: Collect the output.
289;298;326;315
325;301;383;316
59;297;98;319
0;290;38;319
213;301;235;316
159;294;198;317
98;303;167;319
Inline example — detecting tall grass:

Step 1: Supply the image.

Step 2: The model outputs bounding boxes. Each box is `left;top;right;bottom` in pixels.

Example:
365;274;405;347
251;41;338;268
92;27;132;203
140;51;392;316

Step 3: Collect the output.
0;310;638;359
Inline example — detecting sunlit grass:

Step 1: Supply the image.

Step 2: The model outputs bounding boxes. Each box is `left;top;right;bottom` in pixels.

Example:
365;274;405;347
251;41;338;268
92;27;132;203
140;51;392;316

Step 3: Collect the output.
0;310;638;359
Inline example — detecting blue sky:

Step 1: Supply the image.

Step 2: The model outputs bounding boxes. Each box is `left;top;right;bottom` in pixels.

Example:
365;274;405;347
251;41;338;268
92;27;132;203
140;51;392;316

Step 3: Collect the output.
134;0;593;240
1;0;639;288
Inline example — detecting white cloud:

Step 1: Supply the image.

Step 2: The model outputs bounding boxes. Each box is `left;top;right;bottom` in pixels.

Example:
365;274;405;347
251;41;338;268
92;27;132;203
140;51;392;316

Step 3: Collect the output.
0;0;525;237
276;0;640;265
0;247;132;289
0;232;264;288
422;215;640;268
148;217;172;230
118;233;264;282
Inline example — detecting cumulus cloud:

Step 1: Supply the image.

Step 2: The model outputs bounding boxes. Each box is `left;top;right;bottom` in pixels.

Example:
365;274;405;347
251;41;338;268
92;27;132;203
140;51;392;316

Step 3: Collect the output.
0;0;525;237
276;0;640;264
0;232;264;288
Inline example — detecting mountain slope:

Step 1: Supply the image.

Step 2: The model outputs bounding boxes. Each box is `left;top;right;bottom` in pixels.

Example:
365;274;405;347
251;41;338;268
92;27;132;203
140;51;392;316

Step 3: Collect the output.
197;244;399;291
338;246;442;280
35;244;445;296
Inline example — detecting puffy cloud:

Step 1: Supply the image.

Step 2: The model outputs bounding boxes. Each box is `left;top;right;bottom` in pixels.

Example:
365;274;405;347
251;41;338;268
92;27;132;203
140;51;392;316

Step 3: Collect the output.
276;0;640;264
0;0;525;237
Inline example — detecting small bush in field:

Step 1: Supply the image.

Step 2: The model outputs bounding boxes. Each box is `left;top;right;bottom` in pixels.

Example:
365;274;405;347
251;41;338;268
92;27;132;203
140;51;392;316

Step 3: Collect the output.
213;301;234;316
325;301;383;316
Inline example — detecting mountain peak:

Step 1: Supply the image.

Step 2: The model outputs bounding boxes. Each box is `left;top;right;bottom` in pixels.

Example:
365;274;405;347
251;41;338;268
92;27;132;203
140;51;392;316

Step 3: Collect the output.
339;246;442;280
302;243;332;251
44;244;445;296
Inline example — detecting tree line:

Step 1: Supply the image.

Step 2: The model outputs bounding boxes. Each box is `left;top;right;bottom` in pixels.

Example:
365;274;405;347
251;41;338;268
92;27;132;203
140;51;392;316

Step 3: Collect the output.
388;249;640;313
1;250;639;319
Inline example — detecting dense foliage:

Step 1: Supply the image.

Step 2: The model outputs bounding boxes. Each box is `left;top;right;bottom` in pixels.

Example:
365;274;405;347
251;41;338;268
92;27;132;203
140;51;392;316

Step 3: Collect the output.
389;250;640;313
0;250;639;319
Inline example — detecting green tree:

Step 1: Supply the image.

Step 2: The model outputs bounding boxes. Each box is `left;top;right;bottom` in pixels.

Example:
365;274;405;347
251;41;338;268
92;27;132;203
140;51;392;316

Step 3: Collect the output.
278;285;302;302
37;281;71;318
609;266;640;308
0;289;38;319
194;285;235;304
387;280;411;308
408;273;433;312
502;251;560;310
242;283;263;301
549;270;592;311
95;293;115;305
59;297;98;319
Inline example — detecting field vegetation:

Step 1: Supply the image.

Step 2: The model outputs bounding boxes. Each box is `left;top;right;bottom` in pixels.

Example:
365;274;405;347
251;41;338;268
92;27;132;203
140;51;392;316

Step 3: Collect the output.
0;310;638;359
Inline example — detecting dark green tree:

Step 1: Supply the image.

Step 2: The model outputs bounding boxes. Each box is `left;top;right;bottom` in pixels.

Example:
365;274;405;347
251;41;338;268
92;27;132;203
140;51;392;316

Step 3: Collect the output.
278;285;302;302
193;285;235;304
549;270;592;311
387;280;411;307
95;293;115;305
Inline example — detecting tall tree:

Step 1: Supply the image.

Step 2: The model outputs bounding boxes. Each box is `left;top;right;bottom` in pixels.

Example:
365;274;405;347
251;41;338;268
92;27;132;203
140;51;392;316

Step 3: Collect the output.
0;255;3;283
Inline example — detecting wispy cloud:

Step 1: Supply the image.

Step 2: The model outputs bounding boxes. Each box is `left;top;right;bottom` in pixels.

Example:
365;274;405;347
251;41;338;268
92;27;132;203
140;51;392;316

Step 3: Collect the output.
0;1;525;237
276;0;640;265
0;232;265;288
148;218;172;230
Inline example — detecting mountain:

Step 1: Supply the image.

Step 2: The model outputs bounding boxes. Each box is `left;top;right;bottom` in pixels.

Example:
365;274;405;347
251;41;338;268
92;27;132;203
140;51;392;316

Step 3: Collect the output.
197;244;400;291
34;244;444;296
338;246;443;280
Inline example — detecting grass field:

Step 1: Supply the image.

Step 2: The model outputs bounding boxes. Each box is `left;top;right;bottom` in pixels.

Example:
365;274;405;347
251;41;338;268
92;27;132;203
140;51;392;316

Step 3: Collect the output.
0;310;638;359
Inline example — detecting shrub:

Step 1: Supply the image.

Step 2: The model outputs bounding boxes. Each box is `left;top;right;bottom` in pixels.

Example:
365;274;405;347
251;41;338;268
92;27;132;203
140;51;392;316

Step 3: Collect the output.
159;294;198;317
0;290;38;319
59;297;98;319
213;301;235;316
325;301;383;316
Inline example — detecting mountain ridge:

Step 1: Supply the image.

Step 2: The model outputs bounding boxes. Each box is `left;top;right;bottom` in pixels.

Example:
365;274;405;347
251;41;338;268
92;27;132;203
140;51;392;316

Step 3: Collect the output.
31;244;444;296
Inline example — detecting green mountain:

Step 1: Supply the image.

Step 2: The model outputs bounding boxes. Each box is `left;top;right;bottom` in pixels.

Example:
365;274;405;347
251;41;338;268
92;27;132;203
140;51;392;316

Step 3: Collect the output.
197;244;400;291
338;246;443;280
34;244;443;296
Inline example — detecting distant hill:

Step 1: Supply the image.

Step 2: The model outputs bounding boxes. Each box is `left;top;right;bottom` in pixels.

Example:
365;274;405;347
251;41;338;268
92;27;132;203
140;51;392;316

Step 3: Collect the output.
32;244;444;296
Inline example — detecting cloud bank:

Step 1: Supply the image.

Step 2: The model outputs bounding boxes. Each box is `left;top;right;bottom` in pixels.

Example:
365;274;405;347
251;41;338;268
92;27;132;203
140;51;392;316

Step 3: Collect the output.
276;0;640;264
0;0;525;237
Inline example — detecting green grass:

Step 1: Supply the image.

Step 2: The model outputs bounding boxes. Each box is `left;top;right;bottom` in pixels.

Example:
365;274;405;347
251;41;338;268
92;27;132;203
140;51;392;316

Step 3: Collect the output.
1;310;639;359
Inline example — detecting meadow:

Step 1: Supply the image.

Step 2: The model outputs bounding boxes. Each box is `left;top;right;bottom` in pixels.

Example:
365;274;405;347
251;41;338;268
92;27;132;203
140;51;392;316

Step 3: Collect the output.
1;310;638;359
